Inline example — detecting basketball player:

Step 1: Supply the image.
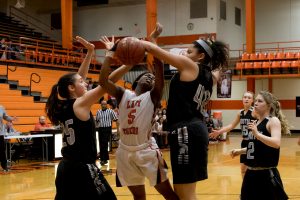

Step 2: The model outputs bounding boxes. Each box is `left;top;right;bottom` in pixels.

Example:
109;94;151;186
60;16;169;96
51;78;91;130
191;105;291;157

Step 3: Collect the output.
209;91;255;178
138;26;229;200
231;91;289;200
46;36;134;200
99;24;179;200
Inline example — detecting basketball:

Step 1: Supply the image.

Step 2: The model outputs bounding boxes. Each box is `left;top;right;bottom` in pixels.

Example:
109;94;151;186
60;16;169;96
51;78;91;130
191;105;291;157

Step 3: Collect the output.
115;37;145;65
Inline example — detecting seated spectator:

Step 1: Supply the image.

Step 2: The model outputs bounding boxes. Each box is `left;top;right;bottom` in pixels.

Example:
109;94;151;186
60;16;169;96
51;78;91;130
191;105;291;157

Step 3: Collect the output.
0;37;7;59
4;121;17;134
0;105;17;171
34;116;53;131
4;122;25;163
152;117;168;149
87;80;93;91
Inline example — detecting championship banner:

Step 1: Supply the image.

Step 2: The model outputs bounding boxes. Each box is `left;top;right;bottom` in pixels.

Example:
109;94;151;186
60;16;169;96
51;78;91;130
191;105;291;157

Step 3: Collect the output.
217;70;232;98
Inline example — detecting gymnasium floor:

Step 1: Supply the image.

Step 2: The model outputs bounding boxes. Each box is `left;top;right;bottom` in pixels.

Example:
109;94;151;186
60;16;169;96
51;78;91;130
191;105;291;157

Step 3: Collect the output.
0;135;300;200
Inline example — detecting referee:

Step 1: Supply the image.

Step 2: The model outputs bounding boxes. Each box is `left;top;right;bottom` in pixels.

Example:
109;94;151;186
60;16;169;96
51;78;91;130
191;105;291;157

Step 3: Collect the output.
95;101;118;165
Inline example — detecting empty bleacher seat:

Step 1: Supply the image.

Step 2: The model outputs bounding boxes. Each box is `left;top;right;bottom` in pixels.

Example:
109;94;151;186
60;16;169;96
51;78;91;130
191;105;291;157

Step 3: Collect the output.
271;61;281;68
267;53;275;60
275;52;285;60
285;52;295;59
295;52;300;59
281;61;291;68
241;53;249;61
244;62;254;69
258;53;267;60
236;62;244;69
253;62;262;69
291;60;299;68
249;53;258;60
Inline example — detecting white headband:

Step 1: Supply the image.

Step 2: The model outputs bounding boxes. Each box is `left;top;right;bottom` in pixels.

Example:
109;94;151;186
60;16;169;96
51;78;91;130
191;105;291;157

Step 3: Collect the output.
195;39;213;58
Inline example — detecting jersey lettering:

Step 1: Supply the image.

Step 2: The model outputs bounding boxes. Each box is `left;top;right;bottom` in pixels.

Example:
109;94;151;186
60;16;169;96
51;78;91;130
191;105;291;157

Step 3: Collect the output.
247;142;255;159
193;84;211;113
62;119;75;147
123;127;138;135
128;109;136;124
127;100;142;109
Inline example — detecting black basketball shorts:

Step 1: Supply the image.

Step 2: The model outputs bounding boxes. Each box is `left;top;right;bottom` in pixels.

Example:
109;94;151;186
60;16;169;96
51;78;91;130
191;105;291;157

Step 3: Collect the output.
168;119;208;184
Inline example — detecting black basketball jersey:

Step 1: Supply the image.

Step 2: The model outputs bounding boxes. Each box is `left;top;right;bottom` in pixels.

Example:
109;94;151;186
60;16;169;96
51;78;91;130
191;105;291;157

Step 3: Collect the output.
240;107;255;139
167;65;213;127
60;99;97;163
245;117;280;168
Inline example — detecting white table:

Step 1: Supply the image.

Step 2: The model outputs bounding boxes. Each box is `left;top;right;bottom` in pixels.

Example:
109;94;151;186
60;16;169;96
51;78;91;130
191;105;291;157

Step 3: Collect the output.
4;134;53;162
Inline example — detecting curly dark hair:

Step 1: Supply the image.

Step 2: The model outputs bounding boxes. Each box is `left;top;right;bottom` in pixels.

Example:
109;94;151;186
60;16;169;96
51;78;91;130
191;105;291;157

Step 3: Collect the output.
193;40;229;71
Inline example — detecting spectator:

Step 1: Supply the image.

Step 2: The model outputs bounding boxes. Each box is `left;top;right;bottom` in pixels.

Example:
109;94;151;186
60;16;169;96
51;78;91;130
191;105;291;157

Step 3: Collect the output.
87;80;93;91
95;100;118;165
0;105;16;171
34;116;53;131
4;122;23;163
0;37;7;59
152;116;168;149
4;121;17;134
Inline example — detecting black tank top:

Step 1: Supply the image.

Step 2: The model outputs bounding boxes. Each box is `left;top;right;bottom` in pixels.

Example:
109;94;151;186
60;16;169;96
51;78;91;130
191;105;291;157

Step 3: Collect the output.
60;99;97;163
245;117;280;167
167;65;213;127
240;107;255;139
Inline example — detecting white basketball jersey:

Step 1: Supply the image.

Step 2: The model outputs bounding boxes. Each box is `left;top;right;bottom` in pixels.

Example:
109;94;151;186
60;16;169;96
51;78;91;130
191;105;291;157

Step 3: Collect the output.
119;89;154;146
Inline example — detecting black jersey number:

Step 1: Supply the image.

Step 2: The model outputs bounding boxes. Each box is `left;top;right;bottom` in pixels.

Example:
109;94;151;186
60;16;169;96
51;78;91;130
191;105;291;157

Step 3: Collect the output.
247;141;254;159
62;119;75;147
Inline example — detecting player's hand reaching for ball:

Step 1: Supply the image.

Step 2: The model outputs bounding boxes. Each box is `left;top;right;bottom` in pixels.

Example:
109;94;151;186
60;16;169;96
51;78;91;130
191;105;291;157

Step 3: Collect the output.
149;22;163;43
150;23;163;39
99;36;119;51
76;36;95;51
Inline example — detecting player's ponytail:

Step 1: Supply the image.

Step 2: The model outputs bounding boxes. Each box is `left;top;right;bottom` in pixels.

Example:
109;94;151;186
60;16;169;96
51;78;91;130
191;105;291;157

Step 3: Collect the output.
45;72;77;125
272;99;290;135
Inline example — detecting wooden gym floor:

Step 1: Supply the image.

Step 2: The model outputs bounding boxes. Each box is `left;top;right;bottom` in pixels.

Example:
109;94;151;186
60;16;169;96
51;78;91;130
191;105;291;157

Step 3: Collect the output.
0;135;300;200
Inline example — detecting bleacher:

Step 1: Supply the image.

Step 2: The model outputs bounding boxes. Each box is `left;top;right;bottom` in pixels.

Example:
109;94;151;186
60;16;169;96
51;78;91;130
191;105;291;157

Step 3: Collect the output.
0;63;130;132
0;11;55;47
235;43;300;77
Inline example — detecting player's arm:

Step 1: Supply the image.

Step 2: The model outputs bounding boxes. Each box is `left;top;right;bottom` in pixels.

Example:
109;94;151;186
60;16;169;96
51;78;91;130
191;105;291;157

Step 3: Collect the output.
230;148;247;158
76;36;95;80
209;112;240;139
148;23;164;107
253;117;281;149
99;54;124;104
141;40;198;81
151;57;164;107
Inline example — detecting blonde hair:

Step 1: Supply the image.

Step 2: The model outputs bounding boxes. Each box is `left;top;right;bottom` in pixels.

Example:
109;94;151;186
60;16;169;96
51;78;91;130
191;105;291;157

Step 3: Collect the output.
243;91;254;99
258;91;290;135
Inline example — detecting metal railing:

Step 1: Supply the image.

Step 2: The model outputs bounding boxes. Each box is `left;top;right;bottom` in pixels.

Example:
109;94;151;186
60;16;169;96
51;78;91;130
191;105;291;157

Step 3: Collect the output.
29;73;41;96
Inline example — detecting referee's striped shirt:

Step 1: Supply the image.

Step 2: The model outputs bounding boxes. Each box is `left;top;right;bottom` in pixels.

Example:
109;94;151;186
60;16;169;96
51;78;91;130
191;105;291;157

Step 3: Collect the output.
95;108;118;128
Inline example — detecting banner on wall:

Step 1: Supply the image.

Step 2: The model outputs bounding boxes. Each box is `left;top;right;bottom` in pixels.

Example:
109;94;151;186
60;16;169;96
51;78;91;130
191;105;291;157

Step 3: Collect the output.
169;48;187;70
217;70;232;98
296;97;300;117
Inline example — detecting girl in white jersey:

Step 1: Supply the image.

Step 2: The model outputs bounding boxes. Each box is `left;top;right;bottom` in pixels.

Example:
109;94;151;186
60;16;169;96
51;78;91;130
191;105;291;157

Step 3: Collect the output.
99;24;179;200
